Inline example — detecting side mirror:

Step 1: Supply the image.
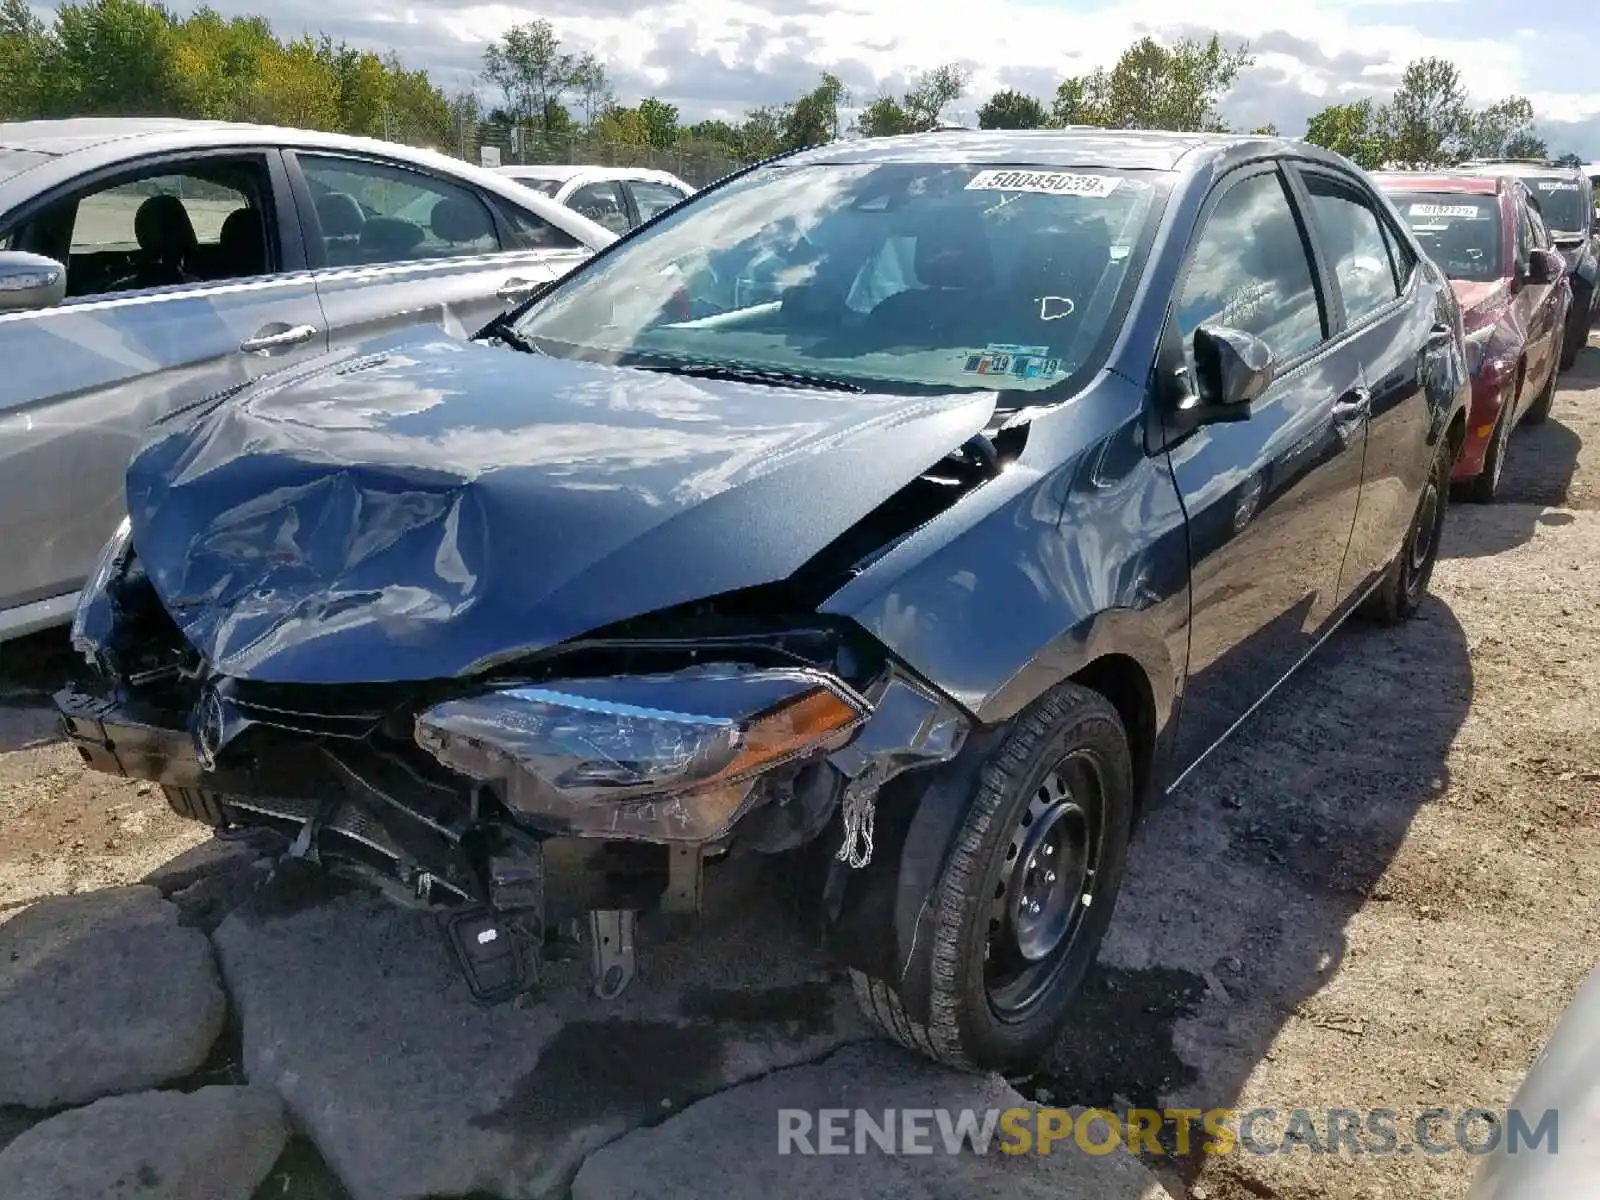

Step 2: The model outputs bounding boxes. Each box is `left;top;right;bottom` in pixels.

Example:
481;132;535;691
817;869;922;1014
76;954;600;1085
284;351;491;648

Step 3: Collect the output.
0;250;67;313
1191;323;1275;411
1525;248;1565;287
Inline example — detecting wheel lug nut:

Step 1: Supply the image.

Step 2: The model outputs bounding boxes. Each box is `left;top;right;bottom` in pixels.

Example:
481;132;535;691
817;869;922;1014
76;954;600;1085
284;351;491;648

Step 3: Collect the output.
1043;844;1054;856
1045;871;1056;883
1027;857;1036;871
1029;901;1041;915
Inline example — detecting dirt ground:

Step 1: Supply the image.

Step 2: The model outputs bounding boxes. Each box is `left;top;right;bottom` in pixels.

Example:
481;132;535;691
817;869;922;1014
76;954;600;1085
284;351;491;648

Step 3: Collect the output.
2;339;1598;1199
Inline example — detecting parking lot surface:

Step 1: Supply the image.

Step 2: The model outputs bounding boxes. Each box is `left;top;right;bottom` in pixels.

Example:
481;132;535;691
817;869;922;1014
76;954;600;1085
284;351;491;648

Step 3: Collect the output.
1;339;1598;1200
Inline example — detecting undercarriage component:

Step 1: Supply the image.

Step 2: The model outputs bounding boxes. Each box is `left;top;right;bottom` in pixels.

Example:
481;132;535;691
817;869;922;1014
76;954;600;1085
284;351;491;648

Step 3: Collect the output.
446;906;539;1003
662;845;702;915
589;908;637;999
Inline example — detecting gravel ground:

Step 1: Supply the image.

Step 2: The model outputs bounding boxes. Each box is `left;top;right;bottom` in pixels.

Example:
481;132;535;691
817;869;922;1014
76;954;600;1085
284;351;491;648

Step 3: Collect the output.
1;338;1597;1199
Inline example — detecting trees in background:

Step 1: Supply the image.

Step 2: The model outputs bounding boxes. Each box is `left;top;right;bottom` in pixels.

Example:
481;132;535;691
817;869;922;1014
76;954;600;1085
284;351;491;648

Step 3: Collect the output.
0;0;458;141
0;2;1580;168
855;65;970;137
1301;58;1548;167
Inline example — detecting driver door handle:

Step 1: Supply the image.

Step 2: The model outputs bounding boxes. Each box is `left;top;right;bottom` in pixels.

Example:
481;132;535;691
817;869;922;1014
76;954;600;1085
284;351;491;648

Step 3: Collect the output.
240;324;318;354
1426;322;1455;345
1334;386;1371;417
498;277;541;301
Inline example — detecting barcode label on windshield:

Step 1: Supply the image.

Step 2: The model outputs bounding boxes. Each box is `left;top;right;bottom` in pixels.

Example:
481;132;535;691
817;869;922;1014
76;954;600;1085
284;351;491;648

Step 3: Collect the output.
1409;203;1482;218
965;170;1121;197
1536;181;1581;191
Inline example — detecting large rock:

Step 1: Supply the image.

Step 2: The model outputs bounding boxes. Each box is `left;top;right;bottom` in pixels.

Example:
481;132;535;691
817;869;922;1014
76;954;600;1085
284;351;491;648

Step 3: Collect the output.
0;886;226;1108
212;856;870;1200
0;1086;287;1200
573;1041;1175;1200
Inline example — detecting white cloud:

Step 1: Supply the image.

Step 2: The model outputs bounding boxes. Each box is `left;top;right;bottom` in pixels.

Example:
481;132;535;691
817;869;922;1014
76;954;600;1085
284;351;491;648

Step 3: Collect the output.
192;0;1600;156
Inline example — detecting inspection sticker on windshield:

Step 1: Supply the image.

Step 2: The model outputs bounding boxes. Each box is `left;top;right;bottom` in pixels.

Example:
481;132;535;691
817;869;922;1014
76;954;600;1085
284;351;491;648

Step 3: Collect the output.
965;170;1121;197
962;343;1063;380
1536;180;1582;191
1409;203;1482;218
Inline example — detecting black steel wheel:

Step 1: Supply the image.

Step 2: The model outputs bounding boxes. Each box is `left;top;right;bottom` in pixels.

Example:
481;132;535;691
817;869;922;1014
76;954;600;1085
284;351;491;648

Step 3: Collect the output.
851;680;1133;1071
1364;432;1451;624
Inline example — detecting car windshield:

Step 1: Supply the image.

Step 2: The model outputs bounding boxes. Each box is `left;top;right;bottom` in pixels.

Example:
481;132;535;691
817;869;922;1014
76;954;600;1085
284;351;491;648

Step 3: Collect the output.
1389;192;1501;283
1524;176;1590;235
0;148;49;184
510;161;1170;395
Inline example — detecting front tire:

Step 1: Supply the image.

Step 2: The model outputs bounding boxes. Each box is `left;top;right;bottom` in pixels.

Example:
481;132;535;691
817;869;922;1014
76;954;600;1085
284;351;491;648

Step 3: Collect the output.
1363;434;1450;624
1463;396;1513;503
851;681;1133;1071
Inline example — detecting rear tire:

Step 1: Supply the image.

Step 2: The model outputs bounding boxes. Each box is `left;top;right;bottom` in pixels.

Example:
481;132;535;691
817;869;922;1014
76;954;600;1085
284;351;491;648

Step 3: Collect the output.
161;785;232;829
1560;293;1584;371
851;681;1133;1071
1363;434;1450;624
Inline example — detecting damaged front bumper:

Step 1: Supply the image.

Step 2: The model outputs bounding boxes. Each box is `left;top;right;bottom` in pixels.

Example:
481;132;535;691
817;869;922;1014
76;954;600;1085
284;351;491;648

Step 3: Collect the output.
57;618;974;1002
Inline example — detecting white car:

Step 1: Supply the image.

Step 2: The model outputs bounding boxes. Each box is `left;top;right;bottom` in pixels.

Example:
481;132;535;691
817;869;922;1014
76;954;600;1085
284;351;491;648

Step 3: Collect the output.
496;165;695;235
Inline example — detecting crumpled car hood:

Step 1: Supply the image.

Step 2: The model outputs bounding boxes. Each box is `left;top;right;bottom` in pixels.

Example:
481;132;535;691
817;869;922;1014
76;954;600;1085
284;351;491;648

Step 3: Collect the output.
125;332;996;684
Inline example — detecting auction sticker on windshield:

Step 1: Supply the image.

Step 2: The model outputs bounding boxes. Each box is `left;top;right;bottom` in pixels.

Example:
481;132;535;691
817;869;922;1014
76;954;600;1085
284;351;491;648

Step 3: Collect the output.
1409;203;1482;218
1535;180;1582;191
965;170;1121;197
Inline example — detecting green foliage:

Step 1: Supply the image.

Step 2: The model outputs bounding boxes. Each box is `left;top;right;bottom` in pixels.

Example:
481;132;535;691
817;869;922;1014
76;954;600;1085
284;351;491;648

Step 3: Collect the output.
779;72;845;150
857;63;968;136
1384;56;1472;166
1303;100;1390;169
482;19;577;133
1052;35;1252;132
0;0;456;144
1468;95;1546;159
977;89;1045;130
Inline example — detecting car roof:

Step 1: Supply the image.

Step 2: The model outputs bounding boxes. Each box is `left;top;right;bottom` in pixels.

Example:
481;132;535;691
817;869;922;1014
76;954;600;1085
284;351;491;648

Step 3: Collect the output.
0;117;617;249
1455;158;1583;181
499;164;691;187
1372;172;1503;195
779;128;1347;174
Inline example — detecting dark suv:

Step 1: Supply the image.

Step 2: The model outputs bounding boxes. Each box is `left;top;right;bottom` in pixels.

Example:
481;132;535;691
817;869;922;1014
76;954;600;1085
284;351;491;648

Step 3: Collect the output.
57;130;1469;1072
1459;158;1599;368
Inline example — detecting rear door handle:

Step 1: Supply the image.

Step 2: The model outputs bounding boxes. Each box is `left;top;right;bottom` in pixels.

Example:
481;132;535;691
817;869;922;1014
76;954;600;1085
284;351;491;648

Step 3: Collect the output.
1426;323;1455;345
240;324;318;354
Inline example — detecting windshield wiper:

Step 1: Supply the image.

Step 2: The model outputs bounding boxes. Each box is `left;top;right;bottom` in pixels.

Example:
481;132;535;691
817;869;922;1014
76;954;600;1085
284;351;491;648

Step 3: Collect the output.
632;359;866;393
474;308;545;355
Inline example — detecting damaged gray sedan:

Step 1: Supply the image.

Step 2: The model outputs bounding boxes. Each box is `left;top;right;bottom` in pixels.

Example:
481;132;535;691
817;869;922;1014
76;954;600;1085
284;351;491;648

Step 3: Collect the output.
57;129;1469;1071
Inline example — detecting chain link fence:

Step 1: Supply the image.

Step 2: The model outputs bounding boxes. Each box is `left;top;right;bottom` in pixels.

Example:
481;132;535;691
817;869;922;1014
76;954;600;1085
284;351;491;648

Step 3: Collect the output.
379;108;746;189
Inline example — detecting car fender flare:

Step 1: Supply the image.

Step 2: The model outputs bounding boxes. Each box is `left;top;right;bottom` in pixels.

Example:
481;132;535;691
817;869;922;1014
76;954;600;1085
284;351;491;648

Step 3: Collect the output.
821;607;1179;1025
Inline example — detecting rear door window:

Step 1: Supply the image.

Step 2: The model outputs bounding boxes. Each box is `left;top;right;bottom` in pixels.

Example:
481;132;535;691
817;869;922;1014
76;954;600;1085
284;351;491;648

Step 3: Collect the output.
567;181;630;235
629;180;689;224
1303;173;1401;326
297;155;501;268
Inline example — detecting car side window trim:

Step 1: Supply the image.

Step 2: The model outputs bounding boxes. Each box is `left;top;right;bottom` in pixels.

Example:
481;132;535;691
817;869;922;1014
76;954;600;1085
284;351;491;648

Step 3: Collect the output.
282;149;516;272
1286;163;1410;338
0;147;300;274
1166;161;1334;384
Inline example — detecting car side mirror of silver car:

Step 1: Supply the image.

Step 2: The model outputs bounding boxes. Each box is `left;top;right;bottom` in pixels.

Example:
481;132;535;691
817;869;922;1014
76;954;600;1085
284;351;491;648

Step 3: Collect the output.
1191;323;1275;413
0;251;67;313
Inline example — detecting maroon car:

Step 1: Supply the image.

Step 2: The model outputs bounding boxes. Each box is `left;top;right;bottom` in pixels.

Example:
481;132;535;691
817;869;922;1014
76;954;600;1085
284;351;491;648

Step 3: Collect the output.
1376;172;1570;501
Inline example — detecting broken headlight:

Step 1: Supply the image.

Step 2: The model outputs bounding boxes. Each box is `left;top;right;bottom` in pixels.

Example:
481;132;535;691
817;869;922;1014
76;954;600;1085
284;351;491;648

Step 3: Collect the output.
70;516;133;664
413;665;870;842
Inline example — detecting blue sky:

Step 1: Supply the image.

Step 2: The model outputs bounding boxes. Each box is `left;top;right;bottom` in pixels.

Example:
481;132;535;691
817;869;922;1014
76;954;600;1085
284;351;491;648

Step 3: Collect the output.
52;0;1600;157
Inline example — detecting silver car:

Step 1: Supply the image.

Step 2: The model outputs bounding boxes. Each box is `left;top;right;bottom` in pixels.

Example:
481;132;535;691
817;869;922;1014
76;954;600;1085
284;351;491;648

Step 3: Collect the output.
0;118;614;643
496;164;695;235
